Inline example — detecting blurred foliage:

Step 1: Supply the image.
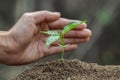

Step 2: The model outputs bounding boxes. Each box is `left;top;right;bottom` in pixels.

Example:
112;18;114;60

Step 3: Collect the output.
97;10;113;24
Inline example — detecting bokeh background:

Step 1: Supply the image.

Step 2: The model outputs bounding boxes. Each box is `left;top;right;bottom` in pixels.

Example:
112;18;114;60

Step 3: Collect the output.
0;0;120;80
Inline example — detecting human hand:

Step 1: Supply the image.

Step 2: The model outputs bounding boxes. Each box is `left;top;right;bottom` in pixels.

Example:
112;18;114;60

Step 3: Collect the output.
1;11;91;65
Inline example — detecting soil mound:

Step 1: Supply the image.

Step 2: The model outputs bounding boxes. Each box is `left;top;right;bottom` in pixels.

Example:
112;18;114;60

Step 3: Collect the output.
15;59;120;80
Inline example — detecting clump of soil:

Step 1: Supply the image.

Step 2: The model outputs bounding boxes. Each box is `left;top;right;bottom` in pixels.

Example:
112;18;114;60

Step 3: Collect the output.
15;59;120;80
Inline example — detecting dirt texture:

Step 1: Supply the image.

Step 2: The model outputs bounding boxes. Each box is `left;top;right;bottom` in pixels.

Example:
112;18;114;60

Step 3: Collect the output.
15;59;120;80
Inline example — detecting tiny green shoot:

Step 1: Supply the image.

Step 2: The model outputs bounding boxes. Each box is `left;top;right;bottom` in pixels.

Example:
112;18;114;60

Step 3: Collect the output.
40;20;87;61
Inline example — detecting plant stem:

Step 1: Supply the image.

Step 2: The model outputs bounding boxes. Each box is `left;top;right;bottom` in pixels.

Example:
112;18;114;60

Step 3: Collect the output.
60;34;65;61
61;46;64;61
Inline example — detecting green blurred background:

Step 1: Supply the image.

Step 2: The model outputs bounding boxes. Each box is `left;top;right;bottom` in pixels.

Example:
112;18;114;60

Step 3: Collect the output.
0;0;120;80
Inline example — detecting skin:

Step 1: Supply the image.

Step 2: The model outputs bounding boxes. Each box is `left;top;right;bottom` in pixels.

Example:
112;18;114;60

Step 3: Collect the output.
0;11;92;65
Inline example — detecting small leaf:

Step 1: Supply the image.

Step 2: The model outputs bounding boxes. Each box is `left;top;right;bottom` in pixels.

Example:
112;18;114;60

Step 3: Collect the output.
40;31;60;36
62;20;87;35
46;36;60;47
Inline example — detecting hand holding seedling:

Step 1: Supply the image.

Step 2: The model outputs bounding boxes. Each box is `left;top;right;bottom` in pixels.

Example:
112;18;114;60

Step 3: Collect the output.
41;20;87;61
0;11;91;65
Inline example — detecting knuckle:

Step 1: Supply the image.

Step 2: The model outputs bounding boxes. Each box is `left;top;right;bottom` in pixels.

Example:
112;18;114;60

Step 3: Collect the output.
22;12;34;24
23;12;32;17
22;12;34;21
42;10;50;14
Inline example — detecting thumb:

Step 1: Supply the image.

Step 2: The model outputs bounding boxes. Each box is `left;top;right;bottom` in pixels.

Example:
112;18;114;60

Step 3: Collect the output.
33;11;61;24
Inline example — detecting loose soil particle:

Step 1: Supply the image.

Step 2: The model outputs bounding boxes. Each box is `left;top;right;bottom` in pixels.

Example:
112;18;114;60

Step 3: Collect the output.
15;59;120;80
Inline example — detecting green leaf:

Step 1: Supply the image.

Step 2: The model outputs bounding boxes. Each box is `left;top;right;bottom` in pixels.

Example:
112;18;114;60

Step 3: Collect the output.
40;31;60;36
46;36;60;47
62;20;87;35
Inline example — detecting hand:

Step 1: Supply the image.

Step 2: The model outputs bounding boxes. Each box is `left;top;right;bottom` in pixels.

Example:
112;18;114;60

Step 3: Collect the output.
1;11;92;65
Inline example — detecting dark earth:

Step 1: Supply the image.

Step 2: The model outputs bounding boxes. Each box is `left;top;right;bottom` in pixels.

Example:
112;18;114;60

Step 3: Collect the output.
15;59;120;80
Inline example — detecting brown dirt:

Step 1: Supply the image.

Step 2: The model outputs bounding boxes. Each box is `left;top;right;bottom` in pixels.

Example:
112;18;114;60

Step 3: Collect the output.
15;59;120;80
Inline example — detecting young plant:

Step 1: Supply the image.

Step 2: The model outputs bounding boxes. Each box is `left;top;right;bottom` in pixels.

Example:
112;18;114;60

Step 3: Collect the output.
41;20;87;61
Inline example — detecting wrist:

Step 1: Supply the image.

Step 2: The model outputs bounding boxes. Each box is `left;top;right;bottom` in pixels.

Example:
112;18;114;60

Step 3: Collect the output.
0;31;10;50
0;31;15;64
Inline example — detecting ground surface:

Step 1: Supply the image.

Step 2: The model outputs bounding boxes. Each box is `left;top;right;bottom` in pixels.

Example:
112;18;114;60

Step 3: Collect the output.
15;59;120;80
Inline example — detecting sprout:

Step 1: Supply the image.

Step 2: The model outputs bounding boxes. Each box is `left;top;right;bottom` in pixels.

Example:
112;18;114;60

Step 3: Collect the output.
40;20;87;61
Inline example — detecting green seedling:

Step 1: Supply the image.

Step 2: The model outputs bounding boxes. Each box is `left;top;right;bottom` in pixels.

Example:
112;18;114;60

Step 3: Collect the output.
40;20;87;61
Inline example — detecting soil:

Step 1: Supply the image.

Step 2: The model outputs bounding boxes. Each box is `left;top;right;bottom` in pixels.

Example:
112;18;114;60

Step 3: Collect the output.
15;59;120;80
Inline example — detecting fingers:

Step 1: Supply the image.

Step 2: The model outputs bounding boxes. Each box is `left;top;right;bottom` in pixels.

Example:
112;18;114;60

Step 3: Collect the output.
49;18;87;30
45;44;78;55
64;29;92;38
30;11;61;24
42;29;91;39
52;37;89;46
42;29;92;44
